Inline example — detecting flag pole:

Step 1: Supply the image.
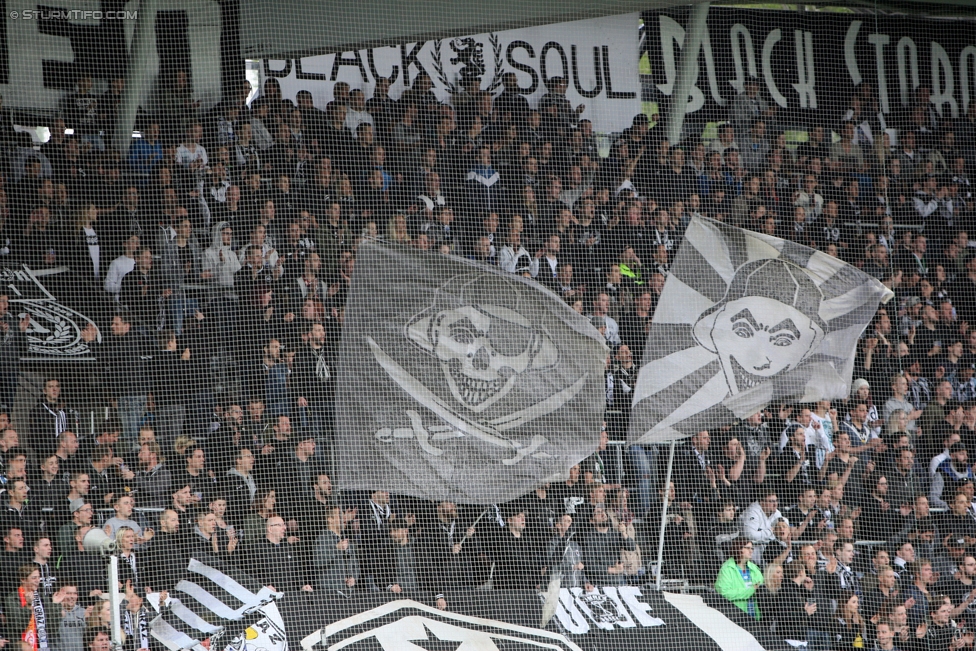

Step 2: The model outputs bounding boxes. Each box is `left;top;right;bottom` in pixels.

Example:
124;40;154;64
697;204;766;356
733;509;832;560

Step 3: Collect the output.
655;440;677;589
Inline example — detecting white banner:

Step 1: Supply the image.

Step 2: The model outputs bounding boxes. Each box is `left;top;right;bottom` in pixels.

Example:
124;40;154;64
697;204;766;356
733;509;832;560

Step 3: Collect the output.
262;13;641;134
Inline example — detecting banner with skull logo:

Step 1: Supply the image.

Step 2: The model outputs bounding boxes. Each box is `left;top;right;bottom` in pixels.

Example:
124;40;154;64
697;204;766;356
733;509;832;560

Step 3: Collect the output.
335;241;608;504
628;216;894;445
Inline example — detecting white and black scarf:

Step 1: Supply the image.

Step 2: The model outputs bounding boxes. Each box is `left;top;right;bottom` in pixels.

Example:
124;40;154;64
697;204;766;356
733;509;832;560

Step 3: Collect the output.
42;402;67;441
31;589;48;650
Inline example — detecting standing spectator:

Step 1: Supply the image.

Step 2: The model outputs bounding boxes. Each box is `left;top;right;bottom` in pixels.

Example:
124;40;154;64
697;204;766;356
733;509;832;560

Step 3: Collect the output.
132;442;171;510
249;516;312;593
56;499;90;557
102;495;149;543
293;322;334;457
103;235;140;300
56;584;86;651
715;537;765;620
28;378;69;457
313;505;359;595
92;314;149;445
151;330;189;452
581;505;636;587
740;491;784;563
930;442;974;509
30;536;58;597
142;509;184;592
545;513;591;590
222;448;257;527
119;247;170;329
5;564;67;648
489;505;539;590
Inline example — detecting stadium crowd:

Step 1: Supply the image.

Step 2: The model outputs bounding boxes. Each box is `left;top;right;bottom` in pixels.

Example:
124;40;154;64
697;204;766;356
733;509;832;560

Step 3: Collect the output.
0;67;974;650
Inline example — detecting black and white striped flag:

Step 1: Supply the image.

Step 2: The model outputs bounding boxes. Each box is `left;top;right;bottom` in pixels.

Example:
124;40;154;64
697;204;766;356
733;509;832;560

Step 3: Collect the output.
149;558;287;651
628;216;893;444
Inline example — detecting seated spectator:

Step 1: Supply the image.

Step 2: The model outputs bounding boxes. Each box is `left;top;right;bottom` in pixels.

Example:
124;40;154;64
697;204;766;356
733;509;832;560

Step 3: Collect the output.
188;508;237;560
862;565;902;620
829;591;868;649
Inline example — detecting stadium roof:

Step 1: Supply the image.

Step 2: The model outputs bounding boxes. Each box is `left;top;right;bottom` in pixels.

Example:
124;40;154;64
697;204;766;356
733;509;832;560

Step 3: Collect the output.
239;0;687;60
239;0;976;60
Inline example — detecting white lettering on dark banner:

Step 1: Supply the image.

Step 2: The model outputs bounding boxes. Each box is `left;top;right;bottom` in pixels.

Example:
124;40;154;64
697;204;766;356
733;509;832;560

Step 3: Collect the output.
646;8;976;120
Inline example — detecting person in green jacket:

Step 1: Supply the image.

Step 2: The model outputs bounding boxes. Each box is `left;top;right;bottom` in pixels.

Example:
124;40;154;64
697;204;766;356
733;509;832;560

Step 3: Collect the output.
715;538;764;620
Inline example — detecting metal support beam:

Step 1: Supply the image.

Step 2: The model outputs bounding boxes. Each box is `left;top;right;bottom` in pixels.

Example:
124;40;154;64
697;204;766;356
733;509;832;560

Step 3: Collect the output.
665;2;710;146
109;555;123;651
655;440;677;589
112;0;159;155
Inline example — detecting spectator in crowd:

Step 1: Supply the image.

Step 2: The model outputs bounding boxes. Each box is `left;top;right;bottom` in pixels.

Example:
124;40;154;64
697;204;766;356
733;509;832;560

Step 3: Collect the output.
313;505;359;595
5;564;68;646
249;515;312;593
715;537;765;620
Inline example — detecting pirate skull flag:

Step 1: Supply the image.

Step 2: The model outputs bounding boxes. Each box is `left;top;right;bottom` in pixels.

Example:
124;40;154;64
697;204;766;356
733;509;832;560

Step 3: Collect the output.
628;216;894;445
335;241;608;504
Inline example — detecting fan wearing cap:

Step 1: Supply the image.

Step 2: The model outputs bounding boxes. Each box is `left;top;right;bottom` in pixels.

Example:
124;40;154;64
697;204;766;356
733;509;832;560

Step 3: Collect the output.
931;440;974;509
56;499;92;557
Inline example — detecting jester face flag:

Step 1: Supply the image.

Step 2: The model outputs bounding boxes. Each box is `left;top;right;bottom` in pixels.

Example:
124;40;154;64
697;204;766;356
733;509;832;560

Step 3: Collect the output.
336;241;608;504
628;216;893;444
